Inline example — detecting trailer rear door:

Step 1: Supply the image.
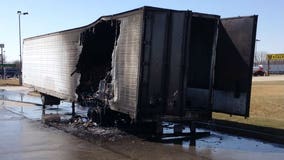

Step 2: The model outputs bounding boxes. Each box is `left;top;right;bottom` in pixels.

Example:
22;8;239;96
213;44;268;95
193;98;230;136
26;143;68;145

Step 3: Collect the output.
213;16;258;117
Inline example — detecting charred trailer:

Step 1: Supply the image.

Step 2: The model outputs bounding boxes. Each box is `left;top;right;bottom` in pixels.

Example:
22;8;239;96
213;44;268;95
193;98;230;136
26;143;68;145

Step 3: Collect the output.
23;7;258;129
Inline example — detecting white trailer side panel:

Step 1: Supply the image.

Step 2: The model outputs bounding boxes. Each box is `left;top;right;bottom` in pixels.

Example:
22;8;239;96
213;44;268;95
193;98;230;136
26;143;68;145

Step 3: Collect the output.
110;12;143;119
23;29;83;101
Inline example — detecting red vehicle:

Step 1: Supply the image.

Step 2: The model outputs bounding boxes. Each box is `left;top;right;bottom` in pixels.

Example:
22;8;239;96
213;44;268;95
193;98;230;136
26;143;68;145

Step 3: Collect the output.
253;65;266;76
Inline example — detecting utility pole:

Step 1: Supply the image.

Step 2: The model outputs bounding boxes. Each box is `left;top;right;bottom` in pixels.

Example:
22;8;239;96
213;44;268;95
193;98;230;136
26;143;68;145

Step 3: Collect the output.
17;11;28;85
0;44;4;79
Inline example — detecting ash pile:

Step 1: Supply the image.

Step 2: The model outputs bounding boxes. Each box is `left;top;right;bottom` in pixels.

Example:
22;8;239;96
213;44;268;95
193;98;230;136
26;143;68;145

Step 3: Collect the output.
43;113;128;143
69;115;98;128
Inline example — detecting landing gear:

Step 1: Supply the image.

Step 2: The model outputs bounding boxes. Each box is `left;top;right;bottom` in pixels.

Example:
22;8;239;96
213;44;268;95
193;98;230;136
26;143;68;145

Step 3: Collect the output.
72;102;75;117
87;106;103;124
144;121;210;146
40;93;60;107
87;103;131;126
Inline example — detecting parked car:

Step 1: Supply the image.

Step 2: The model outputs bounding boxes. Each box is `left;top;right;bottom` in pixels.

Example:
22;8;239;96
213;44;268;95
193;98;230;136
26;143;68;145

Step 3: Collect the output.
253;65;266;76
0;68;19;79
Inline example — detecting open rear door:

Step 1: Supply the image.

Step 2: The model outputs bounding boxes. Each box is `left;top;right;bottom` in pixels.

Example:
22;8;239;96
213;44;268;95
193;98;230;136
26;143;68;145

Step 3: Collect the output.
213;16;258;117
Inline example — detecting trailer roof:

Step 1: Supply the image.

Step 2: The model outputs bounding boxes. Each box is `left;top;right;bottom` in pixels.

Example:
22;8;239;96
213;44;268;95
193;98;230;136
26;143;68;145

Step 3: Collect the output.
24;6;220;41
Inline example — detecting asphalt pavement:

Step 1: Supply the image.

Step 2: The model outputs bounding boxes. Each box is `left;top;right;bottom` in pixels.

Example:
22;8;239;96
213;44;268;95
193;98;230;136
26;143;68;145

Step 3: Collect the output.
1;86;284;160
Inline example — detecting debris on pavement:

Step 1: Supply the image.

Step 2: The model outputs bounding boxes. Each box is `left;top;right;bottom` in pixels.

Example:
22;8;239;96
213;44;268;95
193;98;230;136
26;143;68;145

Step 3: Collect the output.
42;114;61;123
43;113;128;143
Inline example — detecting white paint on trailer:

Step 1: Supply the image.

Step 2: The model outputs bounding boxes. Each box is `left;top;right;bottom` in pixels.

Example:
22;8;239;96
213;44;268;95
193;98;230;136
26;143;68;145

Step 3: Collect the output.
22;29;83;101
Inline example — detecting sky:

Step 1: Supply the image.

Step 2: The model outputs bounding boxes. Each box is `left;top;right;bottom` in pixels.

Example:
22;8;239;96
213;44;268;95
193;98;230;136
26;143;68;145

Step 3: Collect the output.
0;0;284;62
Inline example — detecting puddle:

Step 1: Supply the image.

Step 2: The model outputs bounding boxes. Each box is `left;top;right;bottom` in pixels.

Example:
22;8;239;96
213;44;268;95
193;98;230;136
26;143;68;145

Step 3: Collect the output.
1;87;284;158
161;123;284;153
187;129;284;153
0;89;88;121
0;89;41;104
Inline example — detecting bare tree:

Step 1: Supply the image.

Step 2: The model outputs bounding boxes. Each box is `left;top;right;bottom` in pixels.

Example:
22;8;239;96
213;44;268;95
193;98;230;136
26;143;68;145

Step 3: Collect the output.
254;51;267;66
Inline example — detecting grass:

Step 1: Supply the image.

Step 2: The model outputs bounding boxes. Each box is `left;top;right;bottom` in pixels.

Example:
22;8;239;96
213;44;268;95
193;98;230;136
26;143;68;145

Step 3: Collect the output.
0;78;20;86
213;80;284;130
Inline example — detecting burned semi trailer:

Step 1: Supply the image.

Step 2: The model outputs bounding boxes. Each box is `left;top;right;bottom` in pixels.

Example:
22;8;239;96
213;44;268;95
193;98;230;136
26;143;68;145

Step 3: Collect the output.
23;7;257;127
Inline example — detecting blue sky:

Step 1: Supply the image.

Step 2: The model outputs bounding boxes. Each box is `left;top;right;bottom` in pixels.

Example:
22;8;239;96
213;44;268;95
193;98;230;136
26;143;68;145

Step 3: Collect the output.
0;0;283;62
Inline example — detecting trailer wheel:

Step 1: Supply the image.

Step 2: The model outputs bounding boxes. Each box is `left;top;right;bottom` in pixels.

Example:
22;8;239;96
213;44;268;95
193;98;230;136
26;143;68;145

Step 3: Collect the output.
87;106;129;126
87;106;103;125
41;94;61;106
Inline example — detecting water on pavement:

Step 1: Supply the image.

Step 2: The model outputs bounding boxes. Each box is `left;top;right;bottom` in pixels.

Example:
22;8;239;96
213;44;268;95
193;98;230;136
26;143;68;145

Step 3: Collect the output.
1;86;284;160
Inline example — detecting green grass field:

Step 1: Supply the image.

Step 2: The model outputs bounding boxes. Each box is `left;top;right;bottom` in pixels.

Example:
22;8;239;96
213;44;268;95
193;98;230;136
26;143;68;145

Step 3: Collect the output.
0;78;20;86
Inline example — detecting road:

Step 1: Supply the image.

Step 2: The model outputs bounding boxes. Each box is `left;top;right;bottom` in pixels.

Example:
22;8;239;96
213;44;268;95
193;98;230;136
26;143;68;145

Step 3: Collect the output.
0;105;132;160
1;86;284;160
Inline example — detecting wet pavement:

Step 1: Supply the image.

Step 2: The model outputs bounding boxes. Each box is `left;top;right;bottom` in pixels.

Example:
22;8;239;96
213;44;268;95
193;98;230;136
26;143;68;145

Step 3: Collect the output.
1;86;284;160
0;106;131;160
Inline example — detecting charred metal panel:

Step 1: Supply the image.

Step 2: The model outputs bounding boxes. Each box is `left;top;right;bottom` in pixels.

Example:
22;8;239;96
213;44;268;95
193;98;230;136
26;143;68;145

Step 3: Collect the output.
139;10;222;120
186;15;219;110
147;12;167;106
109;12;143;119
165;11;191;115
213;16;258;116
139;10;168;117
139;9;191;118
23;29;83;101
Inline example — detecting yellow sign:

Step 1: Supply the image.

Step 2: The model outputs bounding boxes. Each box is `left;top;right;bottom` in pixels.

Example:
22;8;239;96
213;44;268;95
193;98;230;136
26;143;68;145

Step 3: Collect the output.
267;54;284;60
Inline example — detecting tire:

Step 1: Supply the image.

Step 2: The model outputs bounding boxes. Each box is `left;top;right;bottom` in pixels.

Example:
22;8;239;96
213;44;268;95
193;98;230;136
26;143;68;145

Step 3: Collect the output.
253;71;265;76
41;94;61;106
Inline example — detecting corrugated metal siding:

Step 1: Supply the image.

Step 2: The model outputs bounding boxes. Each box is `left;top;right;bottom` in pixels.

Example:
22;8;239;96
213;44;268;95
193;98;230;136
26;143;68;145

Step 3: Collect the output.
110;13;143;118
23;29;83;101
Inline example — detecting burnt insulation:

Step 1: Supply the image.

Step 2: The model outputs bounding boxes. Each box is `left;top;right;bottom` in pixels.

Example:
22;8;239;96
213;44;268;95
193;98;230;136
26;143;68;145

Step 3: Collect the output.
75;20;120;104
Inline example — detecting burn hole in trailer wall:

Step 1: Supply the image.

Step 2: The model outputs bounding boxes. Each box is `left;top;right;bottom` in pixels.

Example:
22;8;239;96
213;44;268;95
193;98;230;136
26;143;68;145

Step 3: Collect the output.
75;20;120;105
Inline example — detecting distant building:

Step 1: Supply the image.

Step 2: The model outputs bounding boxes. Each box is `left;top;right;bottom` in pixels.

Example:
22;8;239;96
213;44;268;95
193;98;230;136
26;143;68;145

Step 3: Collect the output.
265;54;284;74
